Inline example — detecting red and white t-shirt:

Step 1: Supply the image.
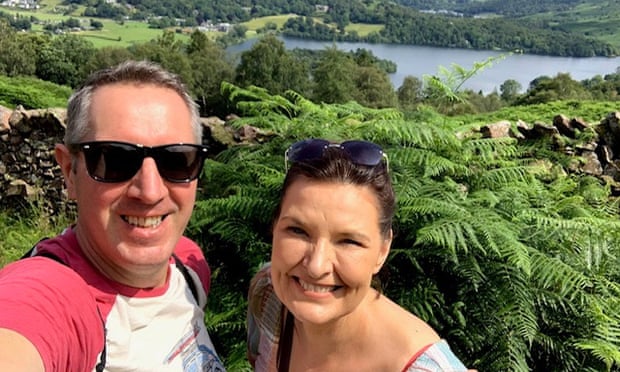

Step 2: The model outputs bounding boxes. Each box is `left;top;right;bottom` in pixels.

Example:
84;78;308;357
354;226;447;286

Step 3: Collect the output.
0;228;225;371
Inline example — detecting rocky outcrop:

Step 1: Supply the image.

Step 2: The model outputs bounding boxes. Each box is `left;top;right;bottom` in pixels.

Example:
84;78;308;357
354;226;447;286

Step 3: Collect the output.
481;112;620;194
0;105;269;215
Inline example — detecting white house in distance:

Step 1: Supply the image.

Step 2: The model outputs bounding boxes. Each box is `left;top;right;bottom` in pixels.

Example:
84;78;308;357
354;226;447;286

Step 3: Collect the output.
1;0;39;9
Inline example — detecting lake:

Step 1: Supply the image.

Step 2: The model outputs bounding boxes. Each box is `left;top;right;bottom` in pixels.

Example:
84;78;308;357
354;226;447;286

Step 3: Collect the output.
228;37;620;94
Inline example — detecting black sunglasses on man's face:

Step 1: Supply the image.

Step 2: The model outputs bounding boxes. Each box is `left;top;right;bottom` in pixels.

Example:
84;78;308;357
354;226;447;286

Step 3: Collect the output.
69;141;208;183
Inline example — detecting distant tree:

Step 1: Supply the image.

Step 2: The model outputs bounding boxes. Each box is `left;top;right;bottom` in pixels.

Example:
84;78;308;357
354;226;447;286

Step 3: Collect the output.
235;34;310;96
352;66;397;108
466;89;504;113
90;19;104;30
311;46;357;103
500;79;522;103
186;30;235;116
0;21;37;77
86;46;135;72
35;34;95;87
10;15;31;30
397;75;424;111
129;30;193;87
64;17;81;29
518;73;592;105
230;24;248;38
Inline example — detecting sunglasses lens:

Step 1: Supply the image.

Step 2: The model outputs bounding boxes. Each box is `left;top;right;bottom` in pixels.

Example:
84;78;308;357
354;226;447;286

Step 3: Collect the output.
79;142;207;183
341;141;384;166
287;139;329;163
156;145;206;183
82;142;142;182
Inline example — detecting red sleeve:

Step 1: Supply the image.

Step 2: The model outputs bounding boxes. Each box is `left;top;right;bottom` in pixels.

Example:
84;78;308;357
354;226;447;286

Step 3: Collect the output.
174;236;211;295
0;258;105;372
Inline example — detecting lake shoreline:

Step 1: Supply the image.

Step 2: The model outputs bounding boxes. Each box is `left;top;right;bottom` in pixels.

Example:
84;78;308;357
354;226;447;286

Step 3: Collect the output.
228;36;620;94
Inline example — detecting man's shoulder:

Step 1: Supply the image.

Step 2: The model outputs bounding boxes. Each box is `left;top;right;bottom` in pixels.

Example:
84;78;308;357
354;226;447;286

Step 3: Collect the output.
174;236;211;294
175;235;205;256
0;257;105;372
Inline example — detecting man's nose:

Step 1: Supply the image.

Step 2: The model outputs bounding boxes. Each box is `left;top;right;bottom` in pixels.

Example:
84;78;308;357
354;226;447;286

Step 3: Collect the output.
126;157;168;203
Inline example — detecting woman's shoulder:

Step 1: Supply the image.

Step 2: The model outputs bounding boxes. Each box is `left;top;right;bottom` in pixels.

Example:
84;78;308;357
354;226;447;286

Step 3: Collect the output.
375;297;468;372
373;295;461;370
402;339;469;372
378;294;440;342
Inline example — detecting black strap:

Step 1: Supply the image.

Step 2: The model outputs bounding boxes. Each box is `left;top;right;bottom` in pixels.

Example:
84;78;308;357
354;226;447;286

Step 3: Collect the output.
277;309;294;372
21;247;107;372
172;253;200;304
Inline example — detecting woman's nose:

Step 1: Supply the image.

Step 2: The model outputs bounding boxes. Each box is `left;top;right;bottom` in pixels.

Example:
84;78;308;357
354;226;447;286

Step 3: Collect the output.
303;240;333;279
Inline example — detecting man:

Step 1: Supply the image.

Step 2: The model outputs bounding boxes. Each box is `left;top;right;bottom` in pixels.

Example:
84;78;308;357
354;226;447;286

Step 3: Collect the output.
0;61;226;371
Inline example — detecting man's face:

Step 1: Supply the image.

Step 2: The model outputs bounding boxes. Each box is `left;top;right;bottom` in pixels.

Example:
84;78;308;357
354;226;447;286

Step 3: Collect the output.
56;83;199;285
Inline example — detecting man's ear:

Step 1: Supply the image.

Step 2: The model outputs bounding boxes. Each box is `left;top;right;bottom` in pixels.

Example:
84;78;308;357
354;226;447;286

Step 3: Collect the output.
373;229;392;274
54;144;77;199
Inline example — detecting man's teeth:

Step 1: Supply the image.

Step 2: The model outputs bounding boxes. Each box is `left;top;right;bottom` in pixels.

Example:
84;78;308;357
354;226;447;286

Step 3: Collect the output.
124;216;163;228
299;279;336;293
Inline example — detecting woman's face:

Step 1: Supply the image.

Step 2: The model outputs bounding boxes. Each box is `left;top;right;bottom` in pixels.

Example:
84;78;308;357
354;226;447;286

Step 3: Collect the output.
270;177;391;326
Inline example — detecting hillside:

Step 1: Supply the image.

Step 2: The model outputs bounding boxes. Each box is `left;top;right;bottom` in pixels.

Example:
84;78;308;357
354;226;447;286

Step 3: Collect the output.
1;0;619;56
395;0;620;49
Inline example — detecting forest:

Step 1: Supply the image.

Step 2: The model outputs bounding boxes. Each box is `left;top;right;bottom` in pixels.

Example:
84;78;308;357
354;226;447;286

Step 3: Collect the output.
3;0;619;57
394;0;583;17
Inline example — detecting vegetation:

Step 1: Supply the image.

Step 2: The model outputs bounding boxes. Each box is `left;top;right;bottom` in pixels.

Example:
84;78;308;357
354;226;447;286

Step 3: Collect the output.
3;72;620;371
2;2;620;370
0;202;72;267
279;6;616;57
3;0;620;57
0;75;72;109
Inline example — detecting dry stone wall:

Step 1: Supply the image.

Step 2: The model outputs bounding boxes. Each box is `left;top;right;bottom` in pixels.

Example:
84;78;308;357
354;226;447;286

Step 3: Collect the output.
0;104;268;216
0;106;71;215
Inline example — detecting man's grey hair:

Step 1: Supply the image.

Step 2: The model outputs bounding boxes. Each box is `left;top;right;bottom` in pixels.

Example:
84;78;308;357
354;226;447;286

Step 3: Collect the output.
65;60;201;146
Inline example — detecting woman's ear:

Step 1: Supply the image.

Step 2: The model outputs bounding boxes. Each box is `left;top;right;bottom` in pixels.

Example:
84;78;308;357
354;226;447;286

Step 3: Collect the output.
373;229;392;274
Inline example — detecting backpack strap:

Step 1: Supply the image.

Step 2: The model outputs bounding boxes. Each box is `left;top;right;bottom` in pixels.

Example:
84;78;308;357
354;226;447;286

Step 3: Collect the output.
277;309;294;372
172;253;200;304
21;241;107;372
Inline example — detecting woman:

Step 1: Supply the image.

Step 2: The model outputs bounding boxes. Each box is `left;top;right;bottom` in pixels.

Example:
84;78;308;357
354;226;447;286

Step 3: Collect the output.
248;139;470;371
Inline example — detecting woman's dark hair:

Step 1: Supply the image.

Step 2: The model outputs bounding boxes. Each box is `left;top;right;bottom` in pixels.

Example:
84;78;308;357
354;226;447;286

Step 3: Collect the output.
272;147;395;239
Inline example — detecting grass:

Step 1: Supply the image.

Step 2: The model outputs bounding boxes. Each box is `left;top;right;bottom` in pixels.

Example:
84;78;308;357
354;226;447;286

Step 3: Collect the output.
345;23;383;36
77;20;189;48
241;14;296;31
0;206;70;268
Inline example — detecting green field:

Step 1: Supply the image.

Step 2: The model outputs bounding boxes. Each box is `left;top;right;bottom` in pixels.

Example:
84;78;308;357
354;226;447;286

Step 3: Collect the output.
524;2;620;49
345;23;383;36
77;21;189;48
241;14;296;31
1;1;188;48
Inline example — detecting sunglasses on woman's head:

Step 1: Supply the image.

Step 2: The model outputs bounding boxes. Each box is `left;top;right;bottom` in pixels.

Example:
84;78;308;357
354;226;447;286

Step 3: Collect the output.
69;141;208;183
285;139;388;169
